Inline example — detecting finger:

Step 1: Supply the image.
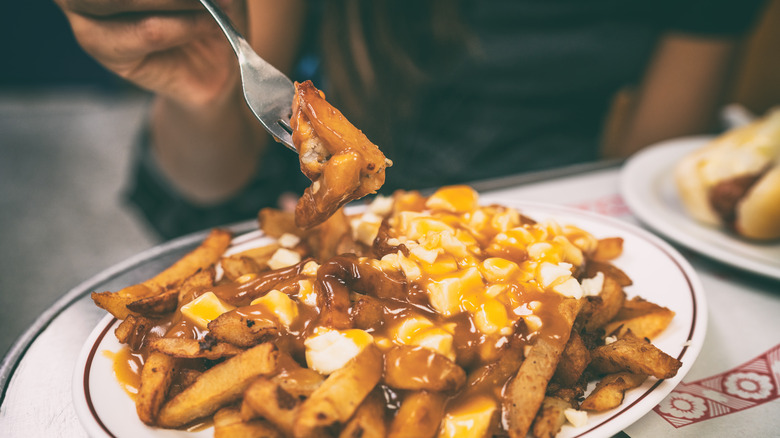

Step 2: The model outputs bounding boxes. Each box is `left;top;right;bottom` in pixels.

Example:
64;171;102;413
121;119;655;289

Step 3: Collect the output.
67;11;223;67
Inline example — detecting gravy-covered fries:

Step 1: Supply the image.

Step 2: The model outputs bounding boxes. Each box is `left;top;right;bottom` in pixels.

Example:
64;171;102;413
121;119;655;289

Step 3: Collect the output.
93;185;681;437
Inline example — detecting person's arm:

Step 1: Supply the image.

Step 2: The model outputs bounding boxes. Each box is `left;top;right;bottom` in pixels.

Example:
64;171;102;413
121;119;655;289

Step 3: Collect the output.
604;33;741;158
54;0;306;203
151;0;306;204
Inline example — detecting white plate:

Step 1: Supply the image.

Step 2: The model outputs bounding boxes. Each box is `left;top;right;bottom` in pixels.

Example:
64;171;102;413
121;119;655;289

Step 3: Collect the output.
620;136;780;280
73;203;706;438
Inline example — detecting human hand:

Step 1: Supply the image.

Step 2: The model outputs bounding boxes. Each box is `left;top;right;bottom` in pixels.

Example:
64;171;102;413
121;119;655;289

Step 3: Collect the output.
53;0;242;107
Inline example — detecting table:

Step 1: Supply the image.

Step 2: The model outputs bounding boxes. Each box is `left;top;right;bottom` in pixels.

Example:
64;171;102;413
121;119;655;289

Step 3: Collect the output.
1;162;778;437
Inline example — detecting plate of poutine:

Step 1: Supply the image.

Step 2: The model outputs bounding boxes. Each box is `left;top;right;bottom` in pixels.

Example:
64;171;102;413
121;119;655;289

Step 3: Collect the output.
73;187;705;438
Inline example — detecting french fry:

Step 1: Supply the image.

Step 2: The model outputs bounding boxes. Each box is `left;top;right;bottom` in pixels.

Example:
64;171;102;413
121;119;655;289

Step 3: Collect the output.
126;289;179;316
213;406;284;438
592;237;624;261
114;314;154;350
584;260;632;287
208;309;279;348
242;378;299;436
306;208;354;261
91;291;138;320
589;332;681;379
258;208;301;238
177;266;216;304
530;396;575;438
293;344;383;437
552;330;591;387
505;297;582;438
93;231;229;318
156;342;279;428
149;337;245;360
230;243;282;272
580;372;647;412
581;274;626;332
388;390;446;438
168;368;203;399
603;296;675;339
144;228;232;292
384;345;466;392
241;355;326;438
338;390;386;438
136;351;177;425
221;255;263;282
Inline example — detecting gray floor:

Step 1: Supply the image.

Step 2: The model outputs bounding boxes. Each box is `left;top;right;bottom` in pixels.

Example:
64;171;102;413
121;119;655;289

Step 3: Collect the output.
0;89;159;357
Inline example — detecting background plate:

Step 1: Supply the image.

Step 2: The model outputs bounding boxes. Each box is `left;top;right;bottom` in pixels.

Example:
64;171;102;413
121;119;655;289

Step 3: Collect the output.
620;136;780;280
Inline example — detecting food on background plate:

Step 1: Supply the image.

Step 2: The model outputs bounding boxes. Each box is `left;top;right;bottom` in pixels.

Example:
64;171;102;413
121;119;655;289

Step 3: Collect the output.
291;80;392;230
91;185;682;438
674;108;780;240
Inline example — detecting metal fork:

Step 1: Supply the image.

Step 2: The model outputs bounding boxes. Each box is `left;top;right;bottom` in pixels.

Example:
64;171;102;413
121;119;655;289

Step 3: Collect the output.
198;0;296;152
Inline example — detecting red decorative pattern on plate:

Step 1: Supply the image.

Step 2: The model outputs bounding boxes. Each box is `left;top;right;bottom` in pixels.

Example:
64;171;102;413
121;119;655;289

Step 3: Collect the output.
654;344;780;427
570;194;632;218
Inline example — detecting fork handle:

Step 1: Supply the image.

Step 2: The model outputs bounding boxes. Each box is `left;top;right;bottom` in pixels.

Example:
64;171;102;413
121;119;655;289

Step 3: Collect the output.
197;0;252;57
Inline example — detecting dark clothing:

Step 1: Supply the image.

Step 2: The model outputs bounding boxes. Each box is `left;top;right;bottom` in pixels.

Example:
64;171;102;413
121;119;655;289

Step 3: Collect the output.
127;0;766;239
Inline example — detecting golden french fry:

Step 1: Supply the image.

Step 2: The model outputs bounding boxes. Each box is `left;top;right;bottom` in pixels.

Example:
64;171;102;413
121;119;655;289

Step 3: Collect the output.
242;378;299;436
589;332;681;379
94;231;228;319
530;396;575;438
208;309;279;348
581;274;626;332
580;372;647;412
552;330;591;387
114;314;154;349
136;351;177;425
177;266;216;304
167;368;202;400
306;208;354;261
505;298;582;438
233;243;283;271
221;255;263;282
213;406;284;438
592;237;624;261
584;261;632;287
144;228;232;292
91;291;138;320
388;390;446;438
241;353;325;433
339;390;386;438
603;296;675;339
384;345;466;392
149;337;245;360
294;345;383;438
258;208;301;238
156;342;279;428
126;289;178;316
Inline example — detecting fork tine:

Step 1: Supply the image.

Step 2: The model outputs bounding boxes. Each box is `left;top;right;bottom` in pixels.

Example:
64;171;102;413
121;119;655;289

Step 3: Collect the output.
267;119;296;152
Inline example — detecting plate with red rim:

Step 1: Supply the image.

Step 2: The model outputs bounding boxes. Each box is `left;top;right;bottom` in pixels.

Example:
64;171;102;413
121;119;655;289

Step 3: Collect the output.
72;202;707;438
620;136;780;281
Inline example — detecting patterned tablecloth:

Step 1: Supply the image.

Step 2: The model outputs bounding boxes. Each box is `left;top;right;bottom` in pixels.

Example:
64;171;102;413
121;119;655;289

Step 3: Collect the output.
1;164;778;437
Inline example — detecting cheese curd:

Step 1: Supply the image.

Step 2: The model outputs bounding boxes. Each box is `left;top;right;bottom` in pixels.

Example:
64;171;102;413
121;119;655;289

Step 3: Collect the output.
304;327;374;375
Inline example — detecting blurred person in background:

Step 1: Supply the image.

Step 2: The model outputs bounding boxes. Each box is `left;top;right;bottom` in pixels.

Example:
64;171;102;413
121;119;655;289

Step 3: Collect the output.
51;0;767;239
